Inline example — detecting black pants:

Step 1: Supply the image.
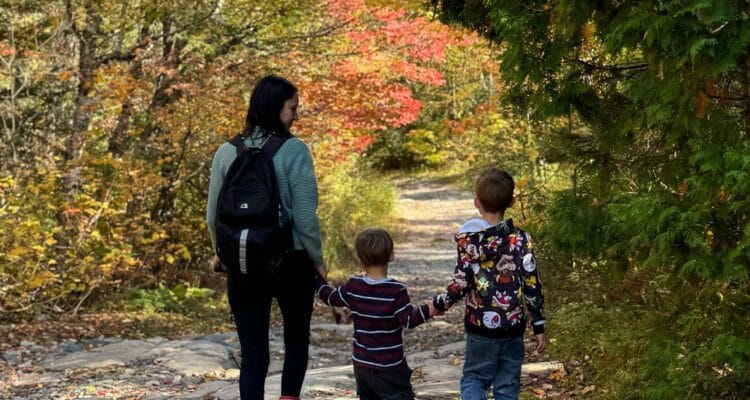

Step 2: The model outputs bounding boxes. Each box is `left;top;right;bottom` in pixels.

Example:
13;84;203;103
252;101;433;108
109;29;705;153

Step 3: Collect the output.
226;251;315;400
354;364;415;400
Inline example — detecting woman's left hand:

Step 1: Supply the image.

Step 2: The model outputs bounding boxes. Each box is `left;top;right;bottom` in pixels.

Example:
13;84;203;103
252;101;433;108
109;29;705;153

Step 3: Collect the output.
315;262;328;280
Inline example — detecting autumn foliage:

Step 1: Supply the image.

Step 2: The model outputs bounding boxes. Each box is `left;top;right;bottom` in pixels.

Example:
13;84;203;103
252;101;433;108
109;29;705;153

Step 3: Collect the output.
0;1;481;318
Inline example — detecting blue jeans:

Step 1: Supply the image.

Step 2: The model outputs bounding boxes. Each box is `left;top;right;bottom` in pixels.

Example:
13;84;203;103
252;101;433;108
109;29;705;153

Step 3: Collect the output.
460;333;524;400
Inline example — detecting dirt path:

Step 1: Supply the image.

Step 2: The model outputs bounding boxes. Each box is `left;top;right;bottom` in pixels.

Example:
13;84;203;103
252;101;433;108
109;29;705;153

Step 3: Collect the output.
2;177;563;400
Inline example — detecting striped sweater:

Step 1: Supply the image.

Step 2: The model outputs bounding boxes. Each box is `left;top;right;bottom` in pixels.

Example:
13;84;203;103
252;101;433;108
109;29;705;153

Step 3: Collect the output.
314;274;430;370
206;127;323;266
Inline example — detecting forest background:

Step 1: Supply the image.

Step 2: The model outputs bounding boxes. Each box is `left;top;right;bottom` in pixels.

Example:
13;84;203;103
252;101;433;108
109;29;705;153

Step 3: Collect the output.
1;0;748;398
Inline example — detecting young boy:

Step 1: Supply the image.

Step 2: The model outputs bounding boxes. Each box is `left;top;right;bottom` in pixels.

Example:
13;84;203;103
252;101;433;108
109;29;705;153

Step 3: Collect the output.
432;168;546;400
313;228;435;400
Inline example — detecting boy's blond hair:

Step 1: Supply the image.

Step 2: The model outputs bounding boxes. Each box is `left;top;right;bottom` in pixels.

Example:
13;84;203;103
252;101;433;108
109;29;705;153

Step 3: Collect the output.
475;168;514;213
355;228;393;267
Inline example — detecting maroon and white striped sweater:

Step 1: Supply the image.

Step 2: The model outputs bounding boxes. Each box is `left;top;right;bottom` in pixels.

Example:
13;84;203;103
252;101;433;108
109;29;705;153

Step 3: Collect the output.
314;274;430;370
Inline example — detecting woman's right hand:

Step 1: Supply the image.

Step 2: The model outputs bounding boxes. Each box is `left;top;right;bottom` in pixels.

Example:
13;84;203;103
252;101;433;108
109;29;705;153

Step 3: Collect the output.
209;255;222;273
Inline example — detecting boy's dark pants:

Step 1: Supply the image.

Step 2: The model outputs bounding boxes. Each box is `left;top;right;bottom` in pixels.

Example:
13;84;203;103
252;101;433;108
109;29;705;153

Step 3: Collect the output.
226;251;314;400
353;364;414;400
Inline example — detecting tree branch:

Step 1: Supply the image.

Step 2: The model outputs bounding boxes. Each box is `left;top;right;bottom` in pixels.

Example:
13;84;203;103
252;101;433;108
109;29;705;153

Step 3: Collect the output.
567;59;647;72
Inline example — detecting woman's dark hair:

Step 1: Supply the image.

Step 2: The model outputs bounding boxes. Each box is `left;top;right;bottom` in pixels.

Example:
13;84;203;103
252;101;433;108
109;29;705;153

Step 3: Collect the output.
241;75;298;137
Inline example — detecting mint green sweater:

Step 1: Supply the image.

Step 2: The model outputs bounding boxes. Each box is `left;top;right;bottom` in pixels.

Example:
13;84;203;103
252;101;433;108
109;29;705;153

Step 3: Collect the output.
206;132;324;267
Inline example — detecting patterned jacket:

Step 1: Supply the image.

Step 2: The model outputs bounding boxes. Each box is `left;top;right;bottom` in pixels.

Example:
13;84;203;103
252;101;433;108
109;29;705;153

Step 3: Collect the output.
433;218;545;338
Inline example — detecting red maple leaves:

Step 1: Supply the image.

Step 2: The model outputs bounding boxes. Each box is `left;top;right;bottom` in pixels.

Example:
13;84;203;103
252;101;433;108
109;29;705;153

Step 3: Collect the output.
291;2;474;154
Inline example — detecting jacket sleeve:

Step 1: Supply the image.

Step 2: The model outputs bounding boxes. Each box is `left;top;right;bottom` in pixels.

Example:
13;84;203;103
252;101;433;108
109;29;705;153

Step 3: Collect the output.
433;235;475;311
206;143;234;251
314;275;350;308
520;232;545;334
394;287;430;329
285;140;324;266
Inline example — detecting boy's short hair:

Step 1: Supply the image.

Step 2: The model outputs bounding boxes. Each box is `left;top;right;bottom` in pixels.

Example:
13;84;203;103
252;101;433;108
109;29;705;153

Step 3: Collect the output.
475;168;514;213
355;228;394;266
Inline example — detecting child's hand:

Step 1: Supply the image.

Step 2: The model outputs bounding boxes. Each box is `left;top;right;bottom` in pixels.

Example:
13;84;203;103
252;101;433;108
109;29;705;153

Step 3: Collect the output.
534;333;546;354
426;301;442;318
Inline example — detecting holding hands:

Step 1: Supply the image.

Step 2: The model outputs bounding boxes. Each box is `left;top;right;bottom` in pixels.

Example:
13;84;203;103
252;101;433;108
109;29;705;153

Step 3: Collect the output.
426;299;443;318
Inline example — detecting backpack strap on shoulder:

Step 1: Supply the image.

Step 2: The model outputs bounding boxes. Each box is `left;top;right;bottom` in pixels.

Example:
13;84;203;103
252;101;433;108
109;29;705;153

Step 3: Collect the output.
261;134;291;160
228;134;249;156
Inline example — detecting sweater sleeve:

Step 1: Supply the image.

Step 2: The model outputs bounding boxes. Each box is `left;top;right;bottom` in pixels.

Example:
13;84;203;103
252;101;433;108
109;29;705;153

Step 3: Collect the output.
314;275;351;308
285;140;324;266
433;235;476;311
394;287;430;329
520;232;545;334
206;143;236;251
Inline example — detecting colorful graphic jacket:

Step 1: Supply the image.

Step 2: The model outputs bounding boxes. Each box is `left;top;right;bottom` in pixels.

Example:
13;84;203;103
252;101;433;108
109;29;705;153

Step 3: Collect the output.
433;218;545;338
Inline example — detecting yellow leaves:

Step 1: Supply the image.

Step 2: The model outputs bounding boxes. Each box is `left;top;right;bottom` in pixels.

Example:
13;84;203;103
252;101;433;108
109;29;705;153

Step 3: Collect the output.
28;275;45;290
125;257;139;266
165;254;175;265
10;246;31;258
581;21;597;44
179;246;192;261
28;271;57;290
101;263;112;275
0;175;14;190
705;229;714;247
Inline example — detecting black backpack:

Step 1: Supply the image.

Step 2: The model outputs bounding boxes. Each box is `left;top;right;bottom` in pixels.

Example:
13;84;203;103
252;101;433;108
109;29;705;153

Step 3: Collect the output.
214;133;293;275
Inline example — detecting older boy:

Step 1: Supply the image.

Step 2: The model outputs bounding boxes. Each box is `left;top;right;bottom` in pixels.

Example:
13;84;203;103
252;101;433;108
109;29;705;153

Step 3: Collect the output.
433;168;546;400
313;228;434;400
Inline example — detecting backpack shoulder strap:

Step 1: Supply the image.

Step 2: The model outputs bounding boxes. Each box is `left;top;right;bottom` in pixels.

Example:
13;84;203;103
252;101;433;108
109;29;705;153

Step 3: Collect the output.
228;134;249;156
261;134;292;161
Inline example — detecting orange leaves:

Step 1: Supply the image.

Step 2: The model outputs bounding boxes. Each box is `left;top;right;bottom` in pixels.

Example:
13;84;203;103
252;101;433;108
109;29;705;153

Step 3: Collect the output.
695;90;709;119
58;70;73;82
695;79;717;119
0;43;16;58
547;368;566;381
326;0;366;20
290;1;480;154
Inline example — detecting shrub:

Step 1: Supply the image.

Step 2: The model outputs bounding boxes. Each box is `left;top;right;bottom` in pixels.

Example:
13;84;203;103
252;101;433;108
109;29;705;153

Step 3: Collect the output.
318;159;396;276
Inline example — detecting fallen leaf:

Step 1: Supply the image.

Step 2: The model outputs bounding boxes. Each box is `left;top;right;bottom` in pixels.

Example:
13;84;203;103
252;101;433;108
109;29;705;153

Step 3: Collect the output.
451;357;461;366
531;387;546;397
547;368;566;381
581;385;596;395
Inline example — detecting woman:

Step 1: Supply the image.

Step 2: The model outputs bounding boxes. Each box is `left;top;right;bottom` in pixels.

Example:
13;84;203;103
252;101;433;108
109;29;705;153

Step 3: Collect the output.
206;75;327;400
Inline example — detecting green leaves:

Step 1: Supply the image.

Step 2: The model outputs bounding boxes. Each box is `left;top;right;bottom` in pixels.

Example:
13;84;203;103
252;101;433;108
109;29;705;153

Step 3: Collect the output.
432;0;750;396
